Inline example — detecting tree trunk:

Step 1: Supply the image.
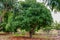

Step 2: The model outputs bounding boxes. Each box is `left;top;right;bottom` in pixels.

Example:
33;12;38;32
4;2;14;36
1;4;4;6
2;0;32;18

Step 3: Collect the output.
0;16;2;23
29;31;33;38
29;28;35;38
58;30;60;36
47;31;50;37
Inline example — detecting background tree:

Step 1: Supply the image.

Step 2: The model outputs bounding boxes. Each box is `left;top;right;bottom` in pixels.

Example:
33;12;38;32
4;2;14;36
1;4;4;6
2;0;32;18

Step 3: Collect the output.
43;26;53;36
45;0;60;11
0;0;21;32
0;0;17;22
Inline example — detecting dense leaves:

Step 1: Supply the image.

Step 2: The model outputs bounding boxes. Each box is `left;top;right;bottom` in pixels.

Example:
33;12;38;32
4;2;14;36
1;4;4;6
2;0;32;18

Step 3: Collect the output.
18;0;53;31
0;0;20;32
0;0;53;33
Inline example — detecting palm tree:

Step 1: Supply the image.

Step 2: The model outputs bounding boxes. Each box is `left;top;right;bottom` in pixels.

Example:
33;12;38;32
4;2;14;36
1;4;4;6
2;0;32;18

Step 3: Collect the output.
46;0;60;11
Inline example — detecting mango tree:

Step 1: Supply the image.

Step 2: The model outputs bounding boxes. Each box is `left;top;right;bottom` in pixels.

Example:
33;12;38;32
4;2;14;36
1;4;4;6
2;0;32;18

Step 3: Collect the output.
18;0;53;38
0;0;53;38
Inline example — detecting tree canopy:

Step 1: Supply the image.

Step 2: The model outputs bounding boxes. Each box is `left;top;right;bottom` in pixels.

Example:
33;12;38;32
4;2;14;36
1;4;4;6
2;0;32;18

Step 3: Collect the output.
0;0;53;32
0;0;53;38
18;0;53;31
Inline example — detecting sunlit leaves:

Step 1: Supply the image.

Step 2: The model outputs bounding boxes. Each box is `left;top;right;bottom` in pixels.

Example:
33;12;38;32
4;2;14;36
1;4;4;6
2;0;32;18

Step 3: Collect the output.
19;0;53;31
0;0;53;32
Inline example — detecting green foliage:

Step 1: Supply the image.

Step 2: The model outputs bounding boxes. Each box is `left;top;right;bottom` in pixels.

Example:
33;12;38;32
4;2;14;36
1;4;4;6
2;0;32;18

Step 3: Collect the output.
43;26;52;32
0;0;21;32
0;0;53;32
0;0;17;9
52;22;60;30
17;0;53;31
45;22;60;30
55;24;60;30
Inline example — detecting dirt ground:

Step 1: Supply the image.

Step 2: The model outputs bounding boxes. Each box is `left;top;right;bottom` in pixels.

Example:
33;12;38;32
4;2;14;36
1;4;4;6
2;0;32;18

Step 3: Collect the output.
0;34;60;40
0;31;60;40
0;35;10;40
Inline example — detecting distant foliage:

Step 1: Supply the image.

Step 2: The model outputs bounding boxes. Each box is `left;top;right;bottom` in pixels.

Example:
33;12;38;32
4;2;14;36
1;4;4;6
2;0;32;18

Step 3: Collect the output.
47;0;60;11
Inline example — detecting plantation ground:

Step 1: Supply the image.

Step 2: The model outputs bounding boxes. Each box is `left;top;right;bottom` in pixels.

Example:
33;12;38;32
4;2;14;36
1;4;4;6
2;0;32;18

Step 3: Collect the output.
0;30;60;40
0;33;60;40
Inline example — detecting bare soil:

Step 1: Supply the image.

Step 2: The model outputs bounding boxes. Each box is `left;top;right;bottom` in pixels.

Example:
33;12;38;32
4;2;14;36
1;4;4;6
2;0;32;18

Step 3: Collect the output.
0;33;60;40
